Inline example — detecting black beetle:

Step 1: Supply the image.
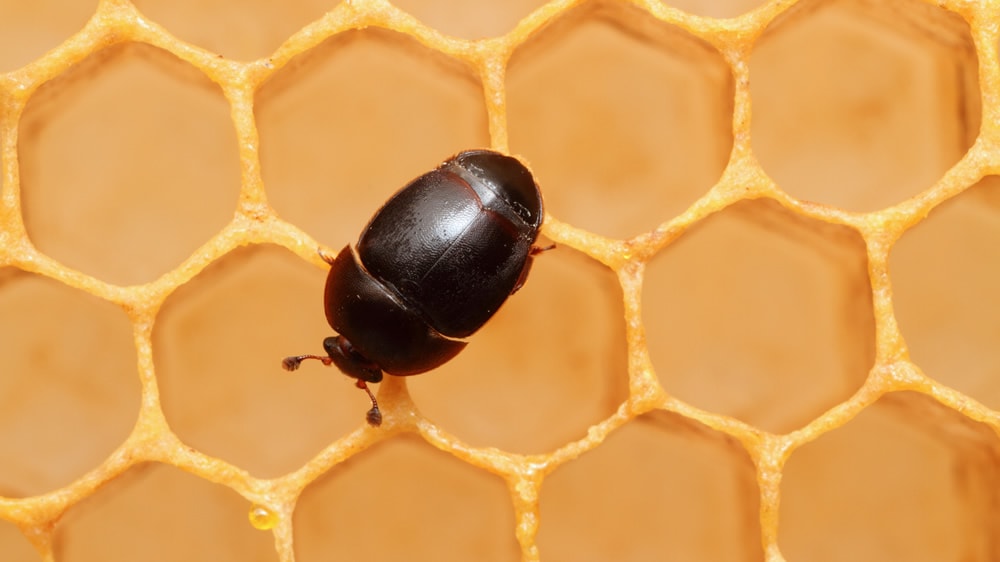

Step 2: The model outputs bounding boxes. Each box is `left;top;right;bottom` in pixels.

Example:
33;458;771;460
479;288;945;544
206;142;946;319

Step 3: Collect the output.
282;149;547;426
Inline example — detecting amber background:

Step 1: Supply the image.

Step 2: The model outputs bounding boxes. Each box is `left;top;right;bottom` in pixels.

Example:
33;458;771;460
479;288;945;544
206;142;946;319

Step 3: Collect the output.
0;0;997;561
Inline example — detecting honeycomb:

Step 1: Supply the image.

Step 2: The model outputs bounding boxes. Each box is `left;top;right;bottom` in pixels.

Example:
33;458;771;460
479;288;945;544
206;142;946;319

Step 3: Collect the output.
0;0;996;560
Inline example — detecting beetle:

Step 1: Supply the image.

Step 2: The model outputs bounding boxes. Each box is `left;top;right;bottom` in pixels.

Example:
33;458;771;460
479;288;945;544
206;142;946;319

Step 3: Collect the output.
282;149;547;426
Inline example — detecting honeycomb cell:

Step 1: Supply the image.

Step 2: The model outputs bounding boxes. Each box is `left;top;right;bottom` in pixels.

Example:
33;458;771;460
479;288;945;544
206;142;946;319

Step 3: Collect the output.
507;3;732;240
131;0;332;60
539;412;761;561
296;436;515;561
779;392;995;562
644;200;874;433
19;43;239;286
0;521;38;562
57;464;275;562
257;29;485;248
155;246;362;477
0;0;92;72
409;248;627;454
750;0;979;211
392;0;543;39
891;178;1000;409
0;269;138;497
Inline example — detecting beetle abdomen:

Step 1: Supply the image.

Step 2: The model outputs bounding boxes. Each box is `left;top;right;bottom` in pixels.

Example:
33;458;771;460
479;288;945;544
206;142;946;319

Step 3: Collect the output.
358;164;539;338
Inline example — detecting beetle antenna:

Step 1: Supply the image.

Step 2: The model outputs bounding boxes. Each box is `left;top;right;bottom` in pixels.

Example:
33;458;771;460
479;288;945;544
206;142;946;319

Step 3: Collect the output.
356;380;382;426
281;354;332;371
282;349;382;426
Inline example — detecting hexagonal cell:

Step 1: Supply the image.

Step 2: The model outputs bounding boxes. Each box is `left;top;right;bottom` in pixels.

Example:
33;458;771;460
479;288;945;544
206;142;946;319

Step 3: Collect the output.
750;0;979;212
257;29;486;248
155;245;365;477
507;2;732;240
891;177;1000;409
0;269;138;497
539;412;761;561
19;43;240;287
644;199;874;433
0;1;93;72
296;435;515;561
0;521;38;562
391;0;543;39
57;463;275;561
779;392;997;561
131;0;332;60
409;247;627;454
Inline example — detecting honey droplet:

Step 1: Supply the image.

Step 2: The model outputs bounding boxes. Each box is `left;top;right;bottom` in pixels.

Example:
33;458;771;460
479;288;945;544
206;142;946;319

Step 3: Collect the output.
248;504;278;530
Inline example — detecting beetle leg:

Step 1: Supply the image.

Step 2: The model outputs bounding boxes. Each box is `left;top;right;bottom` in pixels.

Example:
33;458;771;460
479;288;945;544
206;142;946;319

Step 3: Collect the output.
531;243;556;255
512;243;555;293
318;247;337;265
